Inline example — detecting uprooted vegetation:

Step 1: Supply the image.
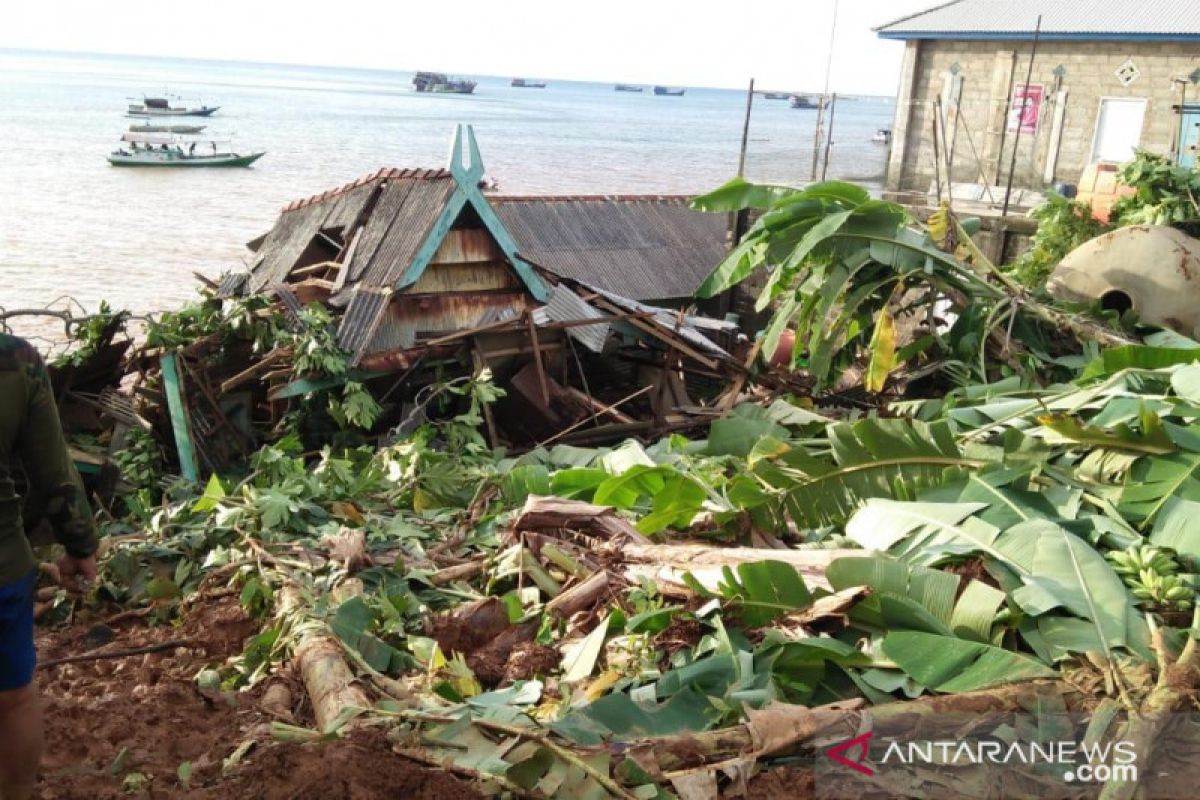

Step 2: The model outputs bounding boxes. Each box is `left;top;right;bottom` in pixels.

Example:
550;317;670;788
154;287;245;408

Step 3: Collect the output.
19;178;1200;799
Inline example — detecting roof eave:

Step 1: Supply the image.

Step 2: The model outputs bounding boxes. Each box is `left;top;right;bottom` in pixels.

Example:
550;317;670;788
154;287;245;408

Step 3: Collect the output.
877;30;1200;42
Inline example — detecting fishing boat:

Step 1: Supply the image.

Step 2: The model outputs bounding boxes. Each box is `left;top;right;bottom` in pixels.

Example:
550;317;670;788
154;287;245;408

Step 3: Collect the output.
412;72;477;94
653;86;685;96
127;96;218;117
872;128;892;144
789;94;818;109
128;122;207;134
614;84;643;92
108;132;264;167
511;78;547;88
762;91;790;100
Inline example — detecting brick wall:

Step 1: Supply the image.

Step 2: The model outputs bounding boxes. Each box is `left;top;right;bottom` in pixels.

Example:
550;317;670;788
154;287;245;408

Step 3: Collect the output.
888;39;1200;194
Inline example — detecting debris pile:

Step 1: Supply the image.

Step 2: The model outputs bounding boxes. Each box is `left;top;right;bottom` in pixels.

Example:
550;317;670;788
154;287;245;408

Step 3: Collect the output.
14;169;1200;799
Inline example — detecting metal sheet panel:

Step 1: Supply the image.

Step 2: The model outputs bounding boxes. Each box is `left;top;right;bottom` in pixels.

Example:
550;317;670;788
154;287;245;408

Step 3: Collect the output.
337;286;392;362
358;180;456;290
544;283;610;353
493;197;728;300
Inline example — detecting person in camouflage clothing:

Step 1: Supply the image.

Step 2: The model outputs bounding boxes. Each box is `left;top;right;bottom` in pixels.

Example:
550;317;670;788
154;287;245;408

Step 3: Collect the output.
0;333;97;800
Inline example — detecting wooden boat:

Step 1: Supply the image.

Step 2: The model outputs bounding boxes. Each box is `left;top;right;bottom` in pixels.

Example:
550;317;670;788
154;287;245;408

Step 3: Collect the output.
762;91;790;100
615;84;643;92
789;94;818;109
127;96;218;117
653;86;685;96
412;72;477;94
109;133;263;167
511;78;547;88
128;122;206;134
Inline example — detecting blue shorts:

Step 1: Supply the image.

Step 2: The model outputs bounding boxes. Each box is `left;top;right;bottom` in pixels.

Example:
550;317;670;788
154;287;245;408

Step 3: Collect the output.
0;571;36;691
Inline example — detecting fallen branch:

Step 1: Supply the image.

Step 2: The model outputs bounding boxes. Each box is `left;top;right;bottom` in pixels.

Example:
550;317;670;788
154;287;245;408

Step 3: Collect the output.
38;639;194;670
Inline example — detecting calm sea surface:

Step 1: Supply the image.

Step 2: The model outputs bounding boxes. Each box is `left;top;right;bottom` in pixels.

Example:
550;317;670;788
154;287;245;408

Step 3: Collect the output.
0;50;894;342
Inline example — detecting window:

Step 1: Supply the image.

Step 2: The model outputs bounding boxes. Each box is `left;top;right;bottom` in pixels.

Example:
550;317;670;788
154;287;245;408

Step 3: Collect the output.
1090;98;1147;163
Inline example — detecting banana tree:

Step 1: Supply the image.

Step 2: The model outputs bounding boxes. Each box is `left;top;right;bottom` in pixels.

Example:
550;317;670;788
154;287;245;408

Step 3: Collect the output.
692;179;1131;392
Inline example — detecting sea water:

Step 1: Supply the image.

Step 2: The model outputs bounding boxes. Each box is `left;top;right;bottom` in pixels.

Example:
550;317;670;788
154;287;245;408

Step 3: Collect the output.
0;49;894;341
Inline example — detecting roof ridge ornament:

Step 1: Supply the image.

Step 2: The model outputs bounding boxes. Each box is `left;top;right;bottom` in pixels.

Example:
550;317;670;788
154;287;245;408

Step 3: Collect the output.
448;123;485;185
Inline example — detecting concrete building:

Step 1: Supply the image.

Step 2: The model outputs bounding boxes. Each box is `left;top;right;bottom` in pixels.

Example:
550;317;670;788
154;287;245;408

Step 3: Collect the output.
876;1;1200;203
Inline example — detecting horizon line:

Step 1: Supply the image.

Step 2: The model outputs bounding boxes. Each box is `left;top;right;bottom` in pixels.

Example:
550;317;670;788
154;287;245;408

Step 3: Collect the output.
0;46;896;98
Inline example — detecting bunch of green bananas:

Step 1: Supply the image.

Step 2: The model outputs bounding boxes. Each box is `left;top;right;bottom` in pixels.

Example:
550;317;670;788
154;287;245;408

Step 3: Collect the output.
1107;545;1195;610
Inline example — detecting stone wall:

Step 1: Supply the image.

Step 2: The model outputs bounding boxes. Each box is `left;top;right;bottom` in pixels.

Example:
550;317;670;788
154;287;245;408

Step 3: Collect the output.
887;39;1200;194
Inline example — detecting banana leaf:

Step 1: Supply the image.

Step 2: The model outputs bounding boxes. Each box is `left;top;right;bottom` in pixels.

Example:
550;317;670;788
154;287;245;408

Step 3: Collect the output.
881;631;1056;692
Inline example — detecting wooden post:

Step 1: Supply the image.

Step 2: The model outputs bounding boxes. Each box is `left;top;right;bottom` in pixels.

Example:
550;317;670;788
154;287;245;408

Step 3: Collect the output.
470;338;500;448
820;92;838;181
159;353;200;482
526;312;551;407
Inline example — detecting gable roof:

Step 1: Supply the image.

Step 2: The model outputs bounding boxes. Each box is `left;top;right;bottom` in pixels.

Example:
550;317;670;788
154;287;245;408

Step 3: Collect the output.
248;168;451;293
876;0;1200;41
493;196;728;301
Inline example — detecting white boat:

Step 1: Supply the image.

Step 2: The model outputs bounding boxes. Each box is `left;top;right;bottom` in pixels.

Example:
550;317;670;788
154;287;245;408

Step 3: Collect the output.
127;95;219;117
109;132;264;167
872;128;892;144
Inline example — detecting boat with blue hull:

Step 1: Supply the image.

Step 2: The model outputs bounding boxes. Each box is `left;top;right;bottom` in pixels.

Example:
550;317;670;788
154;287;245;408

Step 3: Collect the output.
653;86;685;96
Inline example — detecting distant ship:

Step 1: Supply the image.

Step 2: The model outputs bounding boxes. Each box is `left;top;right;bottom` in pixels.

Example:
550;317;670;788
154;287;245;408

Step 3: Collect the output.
511;78;547;88
762;92;790;100
653;86;685;96
789;94;818;109
127;96;218;117
615;84;644;92
412;72;477;94
872;128;892;144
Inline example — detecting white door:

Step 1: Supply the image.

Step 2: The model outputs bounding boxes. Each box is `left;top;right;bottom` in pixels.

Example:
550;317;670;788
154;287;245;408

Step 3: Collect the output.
1091;98;1147;163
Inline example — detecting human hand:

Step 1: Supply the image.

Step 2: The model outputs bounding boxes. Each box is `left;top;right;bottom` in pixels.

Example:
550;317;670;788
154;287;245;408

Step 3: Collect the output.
55;554;98;590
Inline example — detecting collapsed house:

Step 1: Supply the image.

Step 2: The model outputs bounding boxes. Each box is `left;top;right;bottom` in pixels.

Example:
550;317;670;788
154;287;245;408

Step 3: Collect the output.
184;125;752;457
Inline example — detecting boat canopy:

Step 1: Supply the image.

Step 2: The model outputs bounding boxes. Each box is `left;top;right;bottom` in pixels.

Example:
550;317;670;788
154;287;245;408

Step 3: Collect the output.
121;132;178;145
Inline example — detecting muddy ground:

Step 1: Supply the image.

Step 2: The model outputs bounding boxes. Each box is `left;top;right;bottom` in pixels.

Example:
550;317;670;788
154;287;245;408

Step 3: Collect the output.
33;592;808;799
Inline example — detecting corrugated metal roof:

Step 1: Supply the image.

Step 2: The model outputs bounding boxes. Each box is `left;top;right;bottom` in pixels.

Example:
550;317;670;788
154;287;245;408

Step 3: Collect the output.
337;286;393;363
248;168;453;293
591;285;732;359
876;0;1200;39
544;284;610;353
493;197;728;301
349;180;455;291
215;271;248;299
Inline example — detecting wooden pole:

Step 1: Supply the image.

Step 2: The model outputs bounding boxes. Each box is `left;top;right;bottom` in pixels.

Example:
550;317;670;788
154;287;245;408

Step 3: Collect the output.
820;92;837;181
737;78;755;177
1001;14;1043;216
810;0;839;180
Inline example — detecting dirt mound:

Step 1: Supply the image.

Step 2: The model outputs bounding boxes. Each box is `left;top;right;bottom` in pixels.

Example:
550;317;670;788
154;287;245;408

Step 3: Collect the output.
34;597;482;799
220;728;483;800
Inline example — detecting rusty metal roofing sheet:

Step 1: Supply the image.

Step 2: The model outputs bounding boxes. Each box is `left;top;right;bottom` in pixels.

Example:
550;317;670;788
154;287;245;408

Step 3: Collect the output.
493;197;728;301
352;180;455;290
337;286;392;363
544;284;610;353
249;202;328;292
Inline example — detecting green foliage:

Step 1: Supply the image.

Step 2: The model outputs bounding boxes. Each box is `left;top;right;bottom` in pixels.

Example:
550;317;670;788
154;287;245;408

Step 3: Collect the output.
110;426;164;495
53;301;129;368
1007;193;1109;289
1112;150;1200;233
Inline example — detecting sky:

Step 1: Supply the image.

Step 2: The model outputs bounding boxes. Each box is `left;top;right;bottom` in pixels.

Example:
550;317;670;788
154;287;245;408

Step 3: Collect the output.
1;0;936;95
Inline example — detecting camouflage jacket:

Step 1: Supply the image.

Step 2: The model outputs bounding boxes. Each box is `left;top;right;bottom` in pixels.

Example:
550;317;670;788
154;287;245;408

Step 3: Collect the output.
0;333;97;586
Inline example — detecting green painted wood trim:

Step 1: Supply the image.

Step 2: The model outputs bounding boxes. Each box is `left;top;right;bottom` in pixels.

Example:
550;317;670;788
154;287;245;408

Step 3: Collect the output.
159;353;200;482
395;125;549;302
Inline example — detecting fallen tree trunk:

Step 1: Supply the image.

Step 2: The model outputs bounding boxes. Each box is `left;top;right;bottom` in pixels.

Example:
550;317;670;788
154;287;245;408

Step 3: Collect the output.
621;543;857;593
278;584;371;733
614;682;1081;776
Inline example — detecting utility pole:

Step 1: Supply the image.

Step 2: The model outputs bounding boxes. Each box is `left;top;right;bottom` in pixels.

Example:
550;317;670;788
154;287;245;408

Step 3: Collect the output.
810;0;840;180
1001;14;1042;216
